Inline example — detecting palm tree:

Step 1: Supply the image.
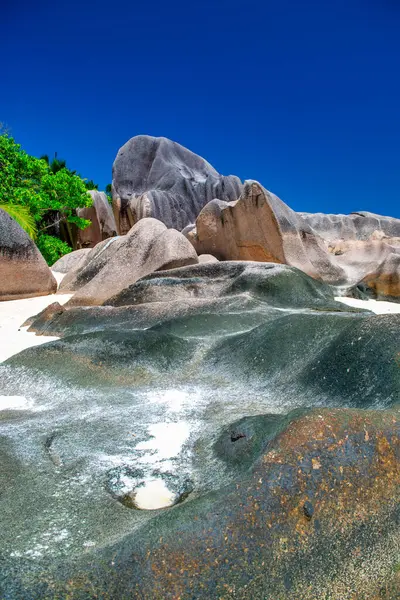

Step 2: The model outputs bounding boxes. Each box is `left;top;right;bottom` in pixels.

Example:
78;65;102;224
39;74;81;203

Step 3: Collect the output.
84;179;99;190
40;155;97;188
40;154;69;174
0;203;37;239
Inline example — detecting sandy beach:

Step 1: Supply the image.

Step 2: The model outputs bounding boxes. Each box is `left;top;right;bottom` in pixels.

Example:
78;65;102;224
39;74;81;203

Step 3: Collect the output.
0;272;72;363
0;278;399;365
334;296;400;314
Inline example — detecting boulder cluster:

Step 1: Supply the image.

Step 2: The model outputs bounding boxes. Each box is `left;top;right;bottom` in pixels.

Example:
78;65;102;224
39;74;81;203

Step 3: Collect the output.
3;134;400;302
0;209;57;300
2;136;400;599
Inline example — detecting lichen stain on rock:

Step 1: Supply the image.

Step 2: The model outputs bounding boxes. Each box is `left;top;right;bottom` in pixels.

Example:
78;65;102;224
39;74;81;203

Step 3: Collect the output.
129;409;400;599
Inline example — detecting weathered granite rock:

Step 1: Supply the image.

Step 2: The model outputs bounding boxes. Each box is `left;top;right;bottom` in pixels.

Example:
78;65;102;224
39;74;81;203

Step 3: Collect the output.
105;262;340;310
0;208;57;300
59;218;198;305
57;237;121;296
2;256;400;598
188;181;346;284
23;301;66;332
26;262;362;341
112;135;242;233
328;239;400;300
3;406;400;598
300;210;400;242
198;253;219;263
97;408;400;600
181;223;196;237
188;181;400;299
51;248;91;273
77;190;117;248
360;252;400;301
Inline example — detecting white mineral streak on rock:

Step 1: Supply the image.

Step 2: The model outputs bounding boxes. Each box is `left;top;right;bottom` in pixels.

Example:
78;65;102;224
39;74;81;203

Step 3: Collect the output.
135;421;191;462
0;395;34;411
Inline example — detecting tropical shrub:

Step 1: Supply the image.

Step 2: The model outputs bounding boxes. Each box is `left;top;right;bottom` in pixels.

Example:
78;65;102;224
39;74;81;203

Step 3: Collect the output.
36;234;73;266
0;131;92;265
0;203;37;238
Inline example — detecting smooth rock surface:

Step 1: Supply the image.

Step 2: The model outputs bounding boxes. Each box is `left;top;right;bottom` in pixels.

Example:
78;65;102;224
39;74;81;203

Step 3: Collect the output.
0;208;57;300
301;210;400;242
189;181;400;299
360;252;400;301
198;253;219;263
112;135;242;233
85;408;400;600
2;243;400;599
188;181;346;284
105;262;341;309
51;248;91;274
59;218;198;305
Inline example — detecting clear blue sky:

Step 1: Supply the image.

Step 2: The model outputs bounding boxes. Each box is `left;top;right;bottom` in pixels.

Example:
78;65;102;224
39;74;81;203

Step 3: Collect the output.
2;0;400;216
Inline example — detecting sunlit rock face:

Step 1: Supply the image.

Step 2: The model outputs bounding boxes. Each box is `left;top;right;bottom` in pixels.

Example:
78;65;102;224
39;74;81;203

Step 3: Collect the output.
300;210;400;242
187;180;400;300
188;181;346;283
1;262;400;598
51;248;90;274
58;217;198;305
0;208;57;300
112;135;243;233
359;251;400;300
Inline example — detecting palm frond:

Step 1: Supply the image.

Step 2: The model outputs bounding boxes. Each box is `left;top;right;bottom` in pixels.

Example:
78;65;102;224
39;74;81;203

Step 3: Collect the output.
50;158;67;173
0;204;38;239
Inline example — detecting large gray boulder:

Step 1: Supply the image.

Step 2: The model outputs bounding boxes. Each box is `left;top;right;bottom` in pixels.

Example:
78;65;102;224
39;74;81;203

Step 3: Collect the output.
25;262;355;337
112;135;243;233
358;251;400;300
187;181;400;295
59;218;199;305
76;190;117;248
300;210;400;242
51;248;91;274
187;181;347;284
0;208;57;300
105;261;339;309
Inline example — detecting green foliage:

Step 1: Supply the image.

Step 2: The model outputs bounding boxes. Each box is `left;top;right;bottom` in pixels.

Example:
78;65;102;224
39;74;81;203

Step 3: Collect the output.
105;183;112;204
36;233;72;266
40;154;68;174
0;203;37;239
41;154;98;190
0;131;94;264
84;179;99;190
0;133;91;223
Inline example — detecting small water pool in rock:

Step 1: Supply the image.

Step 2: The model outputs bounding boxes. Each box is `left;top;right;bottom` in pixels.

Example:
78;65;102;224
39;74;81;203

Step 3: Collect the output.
107;465;193;510
126;478;182;510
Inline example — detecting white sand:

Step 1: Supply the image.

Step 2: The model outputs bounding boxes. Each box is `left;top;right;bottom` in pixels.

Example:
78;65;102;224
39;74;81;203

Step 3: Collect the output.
334;297;400;314
1;279;399;365
0;272;72;363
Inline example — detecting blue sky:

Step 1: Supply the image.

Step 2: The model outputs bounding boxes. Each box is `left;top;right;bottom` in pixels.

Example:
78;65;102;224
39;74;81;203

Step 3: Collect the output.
2;0;400;216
